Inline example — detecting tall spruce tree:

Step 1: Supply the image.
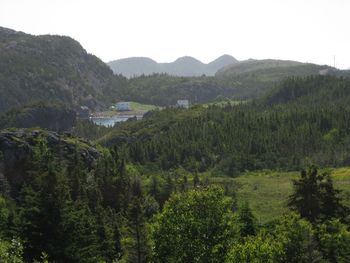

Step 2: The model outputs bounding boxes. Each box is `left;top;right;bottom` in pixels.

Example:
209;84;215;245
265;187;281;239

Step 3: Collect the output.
288;166;347;223
121;177;149;263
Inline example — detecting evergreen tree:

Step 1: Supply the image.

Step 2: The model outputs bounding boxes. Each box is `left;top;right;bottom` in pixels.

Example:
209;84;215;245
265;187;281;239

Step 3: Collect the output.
159;174;174;206
235;202;257;238
148;175;161;204
319;175;348;221
121;177;149;263
288;166;347;223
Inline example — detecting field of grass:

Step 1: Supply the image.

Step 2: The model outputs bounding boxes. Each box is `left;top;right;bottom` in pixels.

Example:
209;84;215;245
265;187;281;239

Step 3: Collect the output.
129;101;160;111
231;168;350;223
134;164;350;224
92;102;160;117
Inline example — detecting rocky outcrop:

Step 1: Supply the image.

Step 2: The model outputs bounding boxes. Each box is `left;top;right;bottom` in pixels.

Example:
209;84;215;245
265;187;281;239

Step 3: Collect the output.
0;128;100;195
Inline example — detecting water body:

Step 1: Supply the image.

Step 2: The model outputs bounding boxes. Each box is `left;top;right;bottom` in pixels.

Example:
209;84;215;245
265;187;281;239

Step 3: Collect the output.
90;115;141;127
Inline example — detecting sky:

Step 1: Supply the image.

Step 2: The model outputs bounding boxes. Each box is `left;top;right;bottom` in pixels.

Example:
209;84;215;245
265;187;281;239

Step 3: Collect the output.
1;0;350;69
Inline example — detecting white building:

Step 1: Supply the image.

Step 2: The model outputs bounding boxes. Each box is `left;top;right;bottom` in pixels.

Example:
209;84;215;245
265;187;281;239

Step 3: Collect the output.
176;100;189;109
116;102;131;111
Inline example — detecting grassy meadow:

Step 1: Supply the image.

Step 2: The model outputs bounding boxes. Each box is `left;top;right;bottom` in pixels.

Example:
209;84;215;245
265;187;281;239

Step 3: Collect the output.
232;168;350;223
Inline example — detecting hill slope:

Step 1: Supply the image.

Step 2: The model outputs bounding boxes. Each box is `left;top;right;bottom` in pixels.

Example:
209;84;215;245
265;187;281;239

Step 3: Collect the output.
107;54;238;77
97;76;350;174
216;59;335;82
114;59;339;106
214;59;336;99
0;27;126;112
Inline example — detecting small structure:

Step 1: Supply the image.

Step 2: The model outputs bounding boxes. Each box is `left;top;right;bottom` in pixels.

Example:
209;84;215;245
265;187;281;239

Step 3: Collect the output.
116;102;131;111
176;100;190;109
77;106;90;119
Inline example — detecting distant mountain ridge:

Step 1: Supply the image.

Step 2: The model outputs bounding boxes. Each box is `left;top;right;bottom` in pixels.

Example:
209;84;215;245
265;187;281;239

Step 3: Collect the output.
107;55;239;77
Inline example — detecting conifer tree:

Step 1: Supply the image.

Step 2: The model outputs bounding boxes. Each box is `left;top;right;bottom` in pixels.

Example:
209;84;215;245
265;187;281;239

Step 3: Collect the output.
288;166;347;223
121;177;149;263
235;202;257;238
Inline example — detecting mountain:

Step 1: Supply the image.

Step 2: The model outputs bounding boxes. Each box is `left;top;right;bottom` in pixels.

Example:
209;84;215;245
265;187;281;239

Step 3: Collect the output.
0;27;126;113
107;54;238;77
160;56;207;76
208;54;240;72
108;57;160;77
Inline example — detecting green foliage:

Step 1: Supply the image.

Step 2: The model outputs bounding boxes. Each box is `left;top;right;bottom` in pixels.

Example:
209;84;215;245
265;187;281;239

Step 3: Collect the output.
227;213;322;263
0;130;127;262
317;219;350;262
151;187;235;263
72;119;111;141
225;232;284;263
274;213;321;263
288;166;347;223
0;238;24;263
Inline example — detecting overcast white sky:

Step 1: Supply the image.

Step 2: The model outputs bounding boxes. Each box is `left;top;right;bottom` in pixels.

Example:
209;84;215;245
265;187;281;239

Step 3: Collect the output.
1;0;349;68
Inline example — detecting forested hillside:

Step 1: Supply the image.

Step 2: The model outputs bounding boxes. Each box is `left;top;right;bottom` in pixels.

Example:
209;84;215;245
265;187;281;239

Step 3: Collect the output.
116;60;340;106
0;27;127;112
1;130;349;262
117;74;236;106
98;76;350;175
2;27;345;112
1;77;350;262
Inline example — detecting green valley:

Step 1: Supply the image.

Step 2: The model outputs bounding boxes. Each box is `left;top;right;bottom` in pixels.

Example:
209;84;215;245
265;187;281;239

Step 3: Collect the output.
1;24;350;263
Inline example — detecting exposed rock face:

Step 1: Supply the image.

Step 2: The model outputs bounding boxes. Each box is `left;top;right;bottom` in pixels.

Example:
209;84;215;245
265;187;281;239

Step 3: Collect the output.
0;129;100;195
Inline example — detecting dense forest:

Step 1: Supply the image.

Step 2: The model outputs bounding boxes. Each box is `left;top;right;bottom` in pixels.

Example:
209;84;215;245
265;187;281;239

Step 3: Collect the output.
93;76;350;176
0;129;349;262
